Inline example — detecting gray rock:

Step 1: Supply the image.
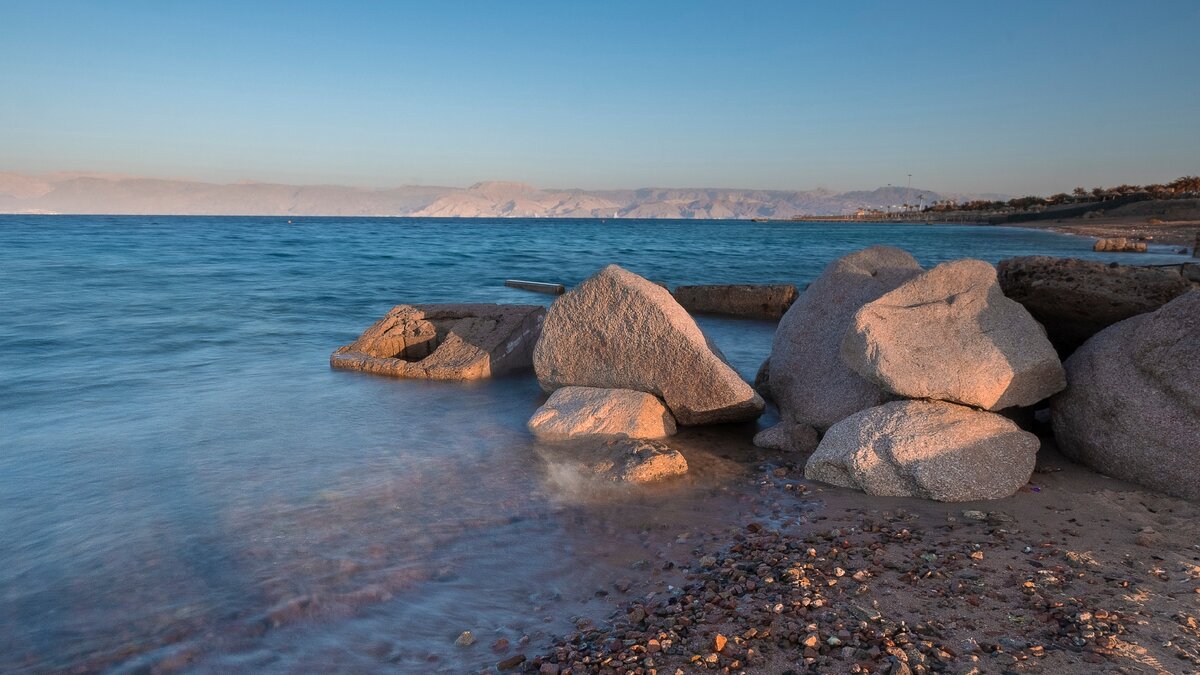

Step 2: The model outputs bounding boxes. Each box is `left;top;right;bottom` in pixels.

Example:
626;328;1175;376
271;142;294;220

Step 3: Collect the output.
752;421;819;453
528;386;676;440
997;256;1190;356
753;357;772;401
843;259;1066;410
331;303;544;380
1051;291;1200;501
533;265;763;425
672;283;798;319
767;247;924;430
805;400;1039;502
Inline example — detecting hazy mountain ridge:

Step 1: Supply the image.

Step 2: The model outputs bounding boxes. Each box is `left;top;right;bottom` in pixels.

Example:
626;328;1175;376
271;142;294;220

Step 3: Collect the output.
0;172;1001;218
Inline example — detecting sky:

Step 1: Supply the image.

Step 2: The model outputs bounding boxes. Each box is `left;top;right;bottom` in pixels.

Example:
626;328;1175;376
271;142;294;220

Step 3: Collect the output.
1;1;1198;195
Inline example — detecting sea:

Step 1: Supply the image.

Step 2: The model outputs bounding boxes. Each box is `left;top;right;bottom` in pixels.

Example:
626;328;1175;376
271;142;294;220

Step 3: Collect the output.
0;216;1187;673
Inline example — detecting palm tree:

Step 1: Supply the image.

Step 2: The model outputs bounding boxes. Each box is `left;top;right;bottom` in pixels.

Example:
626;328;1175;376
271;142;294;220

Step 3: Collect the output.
1169;176;1200;194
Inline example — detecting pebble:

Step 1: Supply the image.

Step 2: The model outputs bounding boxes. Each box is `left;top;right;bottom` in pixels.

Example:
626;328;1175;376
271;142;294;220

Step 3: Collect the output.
522;503;1166;673
496;654;525;670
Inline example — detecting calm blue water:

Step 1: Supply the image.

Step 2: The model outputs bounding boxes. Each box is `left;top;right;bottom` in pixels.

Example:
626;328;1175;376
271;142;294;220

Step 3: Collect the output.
0;216;1185;672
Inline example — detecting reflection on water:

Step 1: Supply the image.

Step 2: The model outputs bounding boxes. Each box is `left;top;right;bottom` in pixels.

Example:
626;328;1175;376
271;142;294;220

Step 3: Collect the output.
0;216;1182;672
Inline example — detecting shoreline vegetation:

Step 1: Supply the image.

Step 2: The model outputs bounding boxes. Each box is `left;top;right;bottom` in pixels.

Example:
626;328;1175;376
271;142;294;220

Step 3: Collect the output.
783;177;1200;248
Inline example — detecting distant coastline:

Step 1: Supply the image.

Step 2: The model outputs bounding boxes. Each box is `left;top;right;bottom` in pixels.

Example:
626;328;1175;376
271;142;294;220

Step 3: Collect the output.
0;171;1003;220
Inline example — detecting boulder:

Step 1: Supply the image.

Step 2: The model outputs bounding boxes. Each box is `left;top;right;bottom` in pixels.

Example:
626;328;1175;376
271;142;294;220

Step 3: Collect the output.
527;386;676;441
1093;237;1147;253
842;259;1066;410
533;265;763;425
752;421;819;453
1051;291;1200;501
766;246;924;430
595;439;689;484
536;438;689;490
804;400;1040;502
997;256;1191;355
331;303;544;380
672;284;798;319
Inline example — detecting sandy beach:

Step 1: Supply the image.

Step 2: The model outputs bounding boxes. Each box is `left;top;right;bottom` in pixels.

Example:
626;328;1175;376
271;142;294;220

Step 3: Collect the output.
1001;199;1200;248
518;429;1200;674
1014;217;1200;249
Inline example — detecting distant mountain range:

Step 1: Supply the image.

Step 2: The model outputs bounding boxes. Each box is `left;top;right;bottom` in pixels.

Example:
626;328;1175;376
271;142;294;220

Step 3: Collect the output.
0;172;1010;218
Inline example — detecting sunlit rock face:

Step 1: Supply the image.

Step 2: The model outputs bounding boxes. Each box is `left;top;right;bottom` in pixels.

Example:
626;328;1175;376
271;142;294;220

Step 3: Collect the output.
842;259;1065;411
527;386;676;441
533;264;763;425
767;246;924;430
805;400;1039;502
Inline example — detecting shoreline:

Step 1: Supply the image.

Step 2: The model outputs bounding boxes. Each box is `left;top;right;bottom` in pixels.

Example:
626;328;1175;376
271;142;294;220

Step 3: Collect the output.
516;433;1200;674
4;210;1196;249
788;214;1200;248
1006;217;1200;248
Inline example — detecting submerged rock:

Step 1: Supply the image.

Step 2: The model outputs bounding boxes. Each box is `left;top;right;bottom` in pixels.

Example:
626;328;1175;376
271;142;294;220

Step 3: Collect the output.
537;438;689;487
767;246;924;430
671;283;798;319
805;400;1039;502
997;256;1190;356
842;259;1065;410
533;264;763;425
1051;291;1200;501
331;303;544;380
752;420;819;453
527;386;676;440
597;439;689;484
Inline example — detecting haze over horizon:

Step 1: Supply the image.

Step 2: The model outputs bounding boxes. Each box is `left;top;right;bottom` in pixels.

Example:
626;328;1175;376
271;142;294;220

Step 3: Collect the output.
3;1;1198;196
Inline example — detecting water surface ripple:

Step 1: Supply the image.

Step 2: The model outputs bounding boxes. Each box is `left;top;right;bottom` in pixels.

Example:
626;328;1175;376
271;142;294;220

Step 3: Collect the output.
0;216;1181;672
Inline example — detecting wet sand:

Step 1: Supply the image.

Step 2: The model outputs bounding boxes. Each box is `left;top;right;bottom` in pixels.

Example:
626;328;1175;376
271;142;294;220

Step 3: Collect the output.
516;427;1200;674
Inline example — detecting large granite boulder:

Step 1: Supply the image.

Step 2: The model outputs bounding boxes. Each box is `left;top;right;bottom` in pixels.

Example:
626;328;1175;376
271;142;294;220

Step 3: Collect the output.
672;284;798;319
842;259;1066;410
1051;291;1200;501
805;400;1039;501
533;265;763;425
765;246;924;431
331;304;544;380
997;256;1191;356
528;386;676;441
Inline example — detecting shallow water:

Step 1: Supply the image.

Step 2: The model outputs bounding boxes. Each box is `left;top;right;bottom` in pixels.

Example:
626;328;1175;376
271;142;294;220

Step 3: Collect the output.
0;216;1185;672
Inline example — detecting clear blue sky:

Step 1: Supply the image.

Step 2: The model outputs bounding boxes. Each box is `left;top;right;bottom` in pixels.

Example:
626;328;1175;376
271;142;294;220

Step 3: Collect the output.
2;1;1197;194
